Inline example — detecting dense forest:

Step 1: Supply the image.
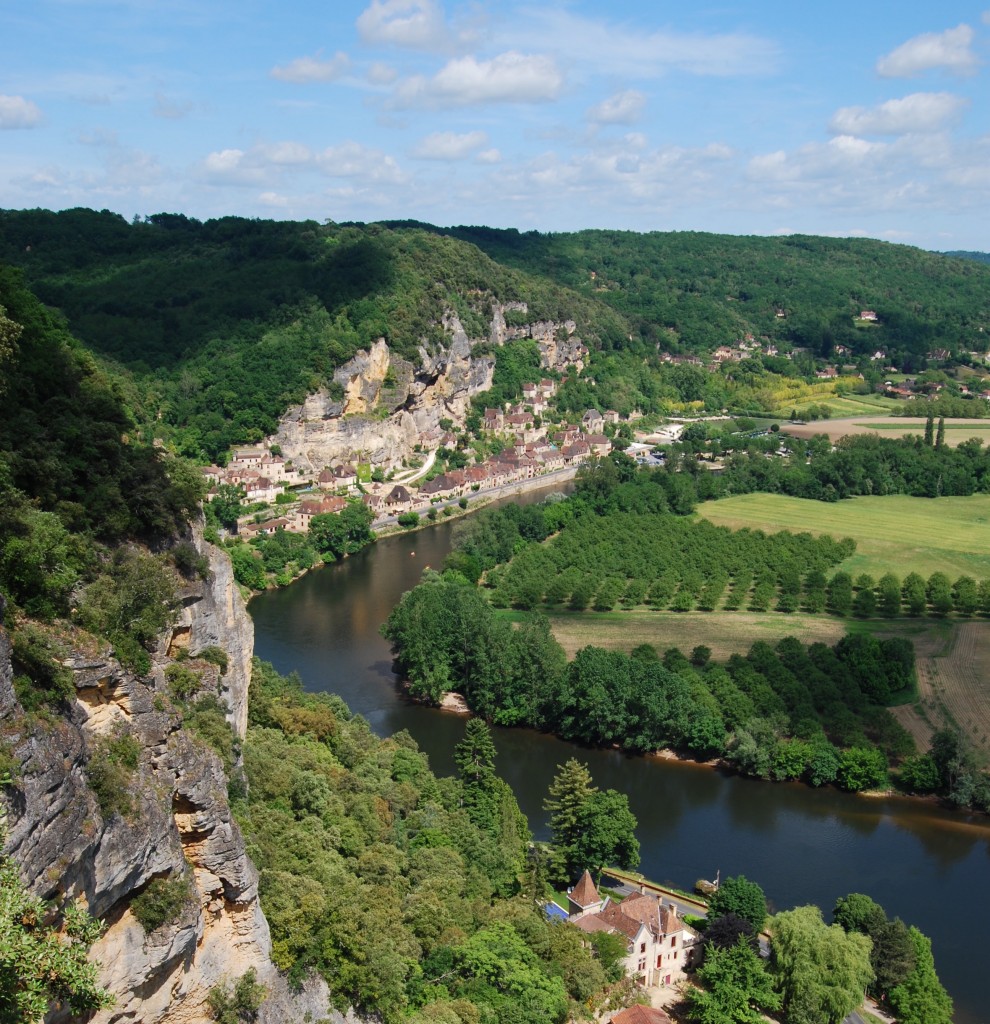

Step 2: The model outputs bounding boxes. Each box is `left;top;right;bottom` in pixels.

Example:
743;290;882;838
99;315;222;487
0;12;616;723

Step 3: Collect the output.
403;223;990;365
2;210;989;460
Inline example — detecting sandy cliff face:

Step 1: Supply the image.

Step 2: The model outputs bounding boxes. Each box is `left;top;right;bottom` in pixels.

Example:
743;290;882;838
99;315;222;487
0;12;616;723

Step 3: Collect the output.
0;539;333;1024
274;305;585;473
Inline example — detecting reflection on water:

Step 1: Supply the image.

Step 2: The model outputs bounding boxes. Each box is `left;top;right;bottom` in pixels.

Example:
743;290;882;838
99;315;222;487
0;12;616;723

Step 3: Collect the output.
250;488;990;1024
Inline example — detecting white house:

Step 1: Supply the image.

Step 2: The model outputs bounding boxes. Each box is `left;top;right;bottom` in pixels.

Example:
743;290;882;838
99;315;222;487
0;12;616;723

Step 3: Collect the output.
567;871;697;988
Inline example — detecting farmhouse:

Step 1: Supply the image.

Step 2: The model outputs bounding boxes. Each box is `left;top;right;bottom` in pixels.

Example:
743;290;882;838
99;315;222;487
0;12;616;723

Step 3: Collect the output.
567;872;697;987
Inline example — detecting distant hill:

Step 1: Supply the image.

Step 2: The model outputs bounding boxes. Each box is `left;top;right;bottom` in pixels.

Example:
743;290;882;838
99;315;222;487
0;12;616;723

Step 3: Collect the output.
943;250;990;265
2;209;989;459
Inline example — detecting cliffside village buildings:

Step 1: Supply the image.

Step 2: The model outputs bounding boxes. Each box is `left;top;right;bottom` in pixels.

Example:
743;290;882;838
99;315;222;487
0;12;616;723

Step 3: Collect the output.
202;377;618;534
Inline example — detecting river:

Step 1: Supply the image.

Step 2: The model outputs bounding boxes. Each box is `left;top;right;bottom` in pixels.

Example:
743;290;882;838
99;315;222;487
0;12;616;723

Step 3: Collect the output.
250;491;989;1023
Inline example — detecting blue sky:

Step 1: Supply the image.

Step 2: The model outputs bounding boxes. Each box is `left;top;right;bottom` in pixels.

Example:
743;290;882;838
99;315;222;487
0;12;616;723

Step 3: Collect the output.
2;1;989;250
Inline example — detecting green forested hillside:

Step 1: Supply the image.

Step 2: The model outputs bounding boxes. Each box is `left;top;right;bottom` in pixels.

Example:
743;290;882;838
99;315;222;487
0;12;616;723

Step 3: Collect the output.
431;226;990;362
2;210;989;462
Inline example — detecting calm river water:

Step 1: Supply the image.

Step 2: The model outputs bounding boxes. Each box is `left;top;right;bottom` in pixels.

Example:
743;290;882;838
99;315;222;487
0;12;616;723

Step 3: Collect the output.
251;490;989;1023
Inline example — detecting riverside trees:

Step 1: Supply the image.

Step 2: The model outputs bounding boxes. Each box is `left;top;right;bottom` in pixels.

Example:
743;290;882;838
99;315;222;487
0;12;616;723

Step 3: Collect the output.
543;759;639;882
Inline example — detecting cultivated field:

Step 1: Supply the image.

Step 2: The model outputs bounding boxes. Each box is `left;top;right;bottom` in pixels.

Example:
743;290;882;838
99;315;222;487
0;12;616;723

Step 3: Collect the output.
782;415;990;447
697;493;990;580
544;610;849;661
913;621;990;760
543;609;990;759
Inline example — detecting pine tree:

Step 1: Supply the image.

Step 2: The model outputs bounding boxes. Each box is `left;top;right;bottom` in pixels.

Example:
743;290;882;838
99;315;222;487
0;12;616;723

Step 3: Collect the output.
544;759;596;853
454;718;499;831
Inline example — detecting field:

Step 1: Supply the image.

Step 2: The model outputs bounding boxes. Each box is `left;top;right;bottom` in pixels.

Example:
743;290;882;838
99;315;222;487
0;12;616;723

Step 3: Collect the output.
771;393;901;419
696;492;990;580
909;621;990;761
538;609;850;661
526;608;990;759
782;415;990;447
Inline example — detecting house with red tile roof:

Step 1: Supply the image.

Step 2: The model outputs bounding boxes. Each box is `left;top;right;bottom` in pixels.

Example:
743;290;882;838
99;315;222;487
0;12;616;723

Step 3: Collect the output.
609;1005;672;1024
567;871;697;987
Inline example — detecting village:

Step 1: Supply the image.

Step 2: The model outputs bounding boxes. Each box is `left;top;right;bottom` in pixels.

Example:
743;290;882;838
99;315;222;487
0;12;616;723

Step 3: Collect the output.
201;375;625;538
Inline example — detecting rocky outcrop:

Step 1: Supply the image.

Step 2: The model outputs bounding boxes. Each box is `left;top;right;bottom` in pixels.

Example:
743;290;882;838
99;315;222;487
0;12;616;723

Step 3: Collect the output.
275;312;495;474
0;529;339;1022
275;305;586;473
0;632;270;1023
168;530;253;739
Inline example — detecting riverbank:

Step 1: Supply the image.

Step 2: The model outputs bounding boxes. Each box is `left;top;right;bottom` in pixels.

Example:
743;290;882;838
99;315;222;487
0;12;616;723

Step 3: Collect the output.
238;467;578;597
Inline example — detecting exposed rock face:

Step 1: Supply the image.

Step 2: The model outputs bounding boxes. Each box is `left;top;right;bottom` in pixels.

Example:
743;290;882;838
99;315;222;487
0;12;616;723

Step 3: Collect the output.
274;305;585;473
0;533;337;1023
169;530;254;739
0;634;271;1023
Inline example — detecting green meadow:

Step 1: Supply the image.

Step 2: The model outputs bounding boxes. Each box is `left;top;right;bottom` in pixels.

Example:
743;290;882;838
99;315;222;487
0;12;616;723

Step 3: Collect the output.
697;493;990;580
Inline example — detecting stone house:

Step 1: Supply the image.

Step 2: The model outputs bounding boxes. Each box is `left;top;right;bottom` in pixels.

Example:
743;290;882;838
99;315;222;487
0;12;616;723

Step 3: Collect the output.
581;409;604;434
568;872;696;988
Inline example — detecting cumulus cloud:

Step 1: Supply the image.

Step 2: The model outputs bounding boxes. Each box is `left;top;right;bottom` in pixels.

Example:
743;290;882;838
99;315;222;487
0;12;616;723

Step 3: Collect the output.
316;141;406;183
205;149;245;173
356;0;451;51
476;148;501;164
877;24;979;77
392;51;564;108
258;191;289;207
586;90;645;126
829;92;968;136
271;52;350;83
0;94;42;129
501;9;778;78
199;139;405;187
411;130;487;159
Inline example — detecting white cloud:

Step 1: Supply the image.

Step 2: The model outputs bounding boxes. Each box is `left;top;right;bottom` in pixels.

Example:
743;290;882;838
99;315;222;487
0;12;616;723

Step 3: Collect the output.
258;191;289;207
502;9;778;78
271;52;350;83
316;142;407;183
411;130;488;159
876;24;979;77
476;148;501;164
392;51;564;108
0;94;42;129
256;141;313;165
204;148;245;174
356;0;451;51
587;90;645;125
829;92;968;136
367;61;399;85
198;139;406;187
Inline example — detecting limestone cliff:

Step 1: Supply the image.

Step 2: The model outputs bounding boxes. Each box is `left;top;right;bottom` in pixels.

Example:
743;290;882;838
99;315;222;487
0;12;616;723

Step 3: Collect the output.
0;538;333;1024
170;528;254;740
274;305;586;473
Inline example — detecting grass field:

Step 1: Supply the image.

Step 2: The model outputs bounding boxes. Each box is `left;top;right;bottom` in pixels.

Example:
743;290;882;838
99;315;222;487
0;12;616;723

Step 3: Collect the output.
696;493;990;580
775;394;902;418
535;609;851;661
